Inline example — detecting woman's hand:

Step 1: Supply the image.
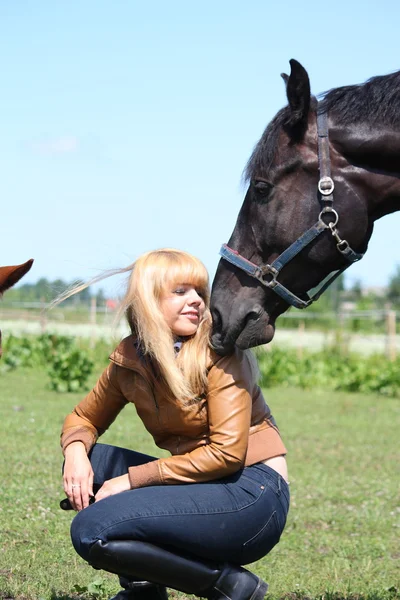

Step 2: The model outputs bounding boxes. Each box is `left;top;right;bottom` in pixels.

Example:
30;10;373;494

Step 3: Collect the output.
63;441;94;511
95;474;131;502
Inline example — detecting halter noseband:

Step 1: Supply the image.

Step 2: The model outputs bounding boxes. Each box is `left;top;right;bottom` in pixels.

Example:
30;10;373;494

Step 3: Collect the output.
219;110;363;309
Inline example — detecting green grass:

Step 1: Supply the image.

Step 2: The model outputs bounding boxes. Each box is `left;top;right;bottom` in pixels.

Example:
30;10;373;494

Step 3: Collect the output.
0;368;399;600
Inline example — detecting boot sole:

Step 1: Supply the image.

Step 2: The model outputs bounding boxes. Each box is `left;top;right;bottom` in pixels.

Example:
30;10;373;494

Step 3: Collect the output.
249;578;269;600
213;577;268;600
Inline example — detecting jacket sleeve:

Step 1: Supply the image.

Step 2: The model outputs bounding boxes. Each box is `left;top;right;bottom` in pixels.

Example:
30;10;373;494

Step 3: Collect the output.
60;364;129;454
128;348;253;488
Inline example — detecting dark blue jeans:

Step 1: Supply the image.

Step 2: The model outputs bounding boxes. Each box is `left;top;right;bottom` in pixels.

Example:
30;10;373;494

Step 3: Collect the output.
70;443;289;566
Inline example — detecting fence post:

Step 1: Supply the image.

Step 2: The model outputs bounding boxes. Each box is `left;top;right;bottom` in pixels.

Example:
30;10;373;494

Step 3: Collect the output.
90;296;97;348
385;309;397;361
40;297;47;333
297;320;305;359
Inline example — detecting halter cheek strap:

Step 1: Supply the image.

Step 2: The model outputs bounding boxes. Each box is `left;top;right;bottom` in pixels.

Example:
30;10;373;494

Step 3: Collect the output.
219;110;363;310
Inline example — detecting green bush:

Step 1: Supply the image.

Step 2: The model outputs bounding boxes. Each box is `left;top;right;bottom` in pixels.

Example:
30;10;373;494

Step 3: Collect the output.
1;333;99;392
1;333;75;370
1;334;42;369
48;347;94;392
3;334;399;397
255;347;400;397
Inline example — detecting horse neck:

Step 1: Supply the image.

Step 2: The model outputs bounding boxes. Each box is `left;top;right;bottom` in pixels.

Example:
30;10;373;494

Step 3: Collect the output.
330;119;400;220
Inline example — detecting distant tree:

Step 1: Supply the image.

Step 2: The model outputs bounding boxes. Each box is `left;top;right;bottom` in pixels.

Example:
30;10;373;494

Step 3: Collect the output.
322;273;345;312
300;273;346;314
79;284;91;303
48;279;68;303
96;288;106;305
36;277;52;300
66;281;91;305
348;278;363;302
387;265;400;307
1;277;92;306
4;278;52;302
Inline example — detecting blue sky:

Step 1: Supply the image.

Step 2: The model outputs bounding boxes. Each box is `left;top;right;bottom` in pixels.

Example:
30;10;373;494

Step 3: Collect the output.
2;1;399;297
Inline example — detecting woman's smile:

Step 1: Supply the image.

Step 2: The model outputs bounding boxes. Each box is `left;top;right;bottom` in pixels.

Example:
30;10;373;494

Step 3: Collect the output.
160;283;205;336
182;310;199;320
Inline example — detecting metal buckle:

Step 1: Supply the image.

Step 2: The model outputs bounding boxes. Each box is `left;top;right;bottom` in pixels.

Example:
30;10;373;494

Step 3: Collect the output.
318;176;335;196
319;206;339;228
336;239;350;253
328;223;351;254
255;264;278;288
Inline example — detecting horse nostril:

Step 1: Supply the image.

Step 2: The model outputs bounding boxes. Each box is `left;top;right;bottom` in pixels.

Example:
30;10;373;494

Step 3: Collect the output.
211;306;222;332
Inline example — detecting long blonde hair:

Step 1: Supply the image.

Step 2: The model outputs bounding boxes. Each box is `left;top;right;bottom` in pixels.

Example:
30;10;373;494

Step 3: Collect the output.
120;248;211;401
51;248;212;401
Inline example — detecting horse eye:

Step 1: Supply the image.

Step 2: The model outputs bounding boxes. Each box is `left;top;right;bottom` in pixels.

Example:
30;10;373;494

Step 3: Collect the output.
253;180;272;196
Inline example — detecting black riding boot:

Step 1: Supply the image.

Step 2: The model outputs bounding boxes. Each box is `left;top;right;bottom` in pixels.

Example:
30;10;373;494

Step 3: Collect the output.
110;576;168;600
88;539;268;600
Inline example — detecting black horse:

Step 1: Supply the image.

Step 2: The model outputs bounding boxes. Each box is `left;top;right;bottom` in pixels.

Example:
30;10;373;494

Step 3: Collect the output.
211;59;400;355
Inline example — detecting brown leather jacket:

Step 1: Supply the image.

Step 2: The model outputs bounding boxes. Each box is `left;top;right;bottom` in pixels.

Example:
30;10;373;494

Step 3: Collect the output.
61;336;287;489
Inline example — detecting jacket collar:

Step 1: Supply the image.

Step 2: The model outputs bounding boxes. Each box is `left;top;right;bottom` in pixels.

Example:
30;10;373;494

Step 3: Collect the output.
109;335;143;371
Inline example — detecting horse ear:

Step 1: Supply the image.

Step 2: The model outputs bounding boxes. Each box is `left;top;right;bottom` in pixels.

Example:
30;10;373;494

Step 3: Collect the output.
0;259;34;295
281;73;289;87
284;59;311;136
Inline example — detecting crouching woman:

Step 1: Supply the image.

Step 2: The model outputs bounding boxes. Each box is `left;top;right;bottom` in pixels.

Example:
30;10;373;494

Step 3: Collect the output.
60;248;290;600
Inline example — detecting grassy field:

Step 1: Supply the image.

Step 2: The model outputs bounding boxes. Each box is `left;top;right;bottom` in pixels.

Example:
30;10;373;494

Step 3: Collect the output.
0;368;399;600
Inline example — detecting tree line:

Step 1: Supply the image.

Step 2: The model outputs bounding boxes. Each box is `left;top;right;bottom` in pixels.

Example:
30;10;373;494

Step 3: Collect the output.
2;277;106;306
3;265;400;311
318;265;400;312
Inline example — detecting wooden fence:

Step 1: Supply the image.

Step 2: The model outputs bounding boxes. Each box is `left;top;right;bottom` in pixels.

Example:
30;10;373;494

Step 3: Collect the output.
0;302;398;359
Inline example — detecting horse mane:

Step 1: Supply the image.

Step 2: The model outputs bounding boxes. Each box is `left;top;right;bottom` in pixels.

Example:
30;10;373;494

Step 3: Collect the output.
243;106;291;183
319;69;400;127
244;68;400;182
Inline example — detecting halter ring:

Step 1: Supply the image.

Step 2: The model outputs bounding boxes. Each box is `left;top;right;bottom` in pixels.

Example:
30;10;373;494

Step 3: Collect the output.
319;207;339;228
318;176;335;195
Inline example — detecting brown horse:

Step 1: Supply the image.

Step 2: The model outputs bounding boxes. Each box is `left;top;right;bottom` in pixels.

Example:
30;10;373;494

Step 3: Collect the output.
211;60;400;355
0;259;34;355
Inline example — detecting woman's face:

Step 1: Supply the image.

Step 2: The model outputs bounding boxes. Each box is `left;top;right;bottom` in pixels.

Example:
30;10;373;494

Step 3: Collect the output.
160;282;206;337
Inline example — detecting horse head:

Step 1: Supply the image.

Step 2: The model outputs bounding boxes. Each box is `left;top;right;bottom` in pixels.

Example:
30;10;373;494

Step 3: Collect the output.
0;259;34;356
211;59;400;354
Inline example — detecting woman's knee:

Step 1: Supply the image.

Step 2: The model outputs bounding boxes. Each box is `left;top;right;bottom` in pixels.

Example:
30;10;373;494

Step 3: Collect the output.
70;509;99;562
70;492;141;562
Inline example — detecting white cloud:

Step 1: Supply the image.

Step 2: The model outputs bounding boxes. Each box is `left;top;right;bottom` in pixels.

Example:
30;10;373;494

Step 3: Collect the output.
29;135;79;155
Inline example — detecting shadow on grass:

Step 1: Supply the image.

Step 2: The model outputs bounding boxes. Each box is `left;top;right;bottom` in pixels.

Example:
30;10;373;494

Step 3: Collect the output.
50;594;89;600
0;588;398;600
280;590;400;600
0;596;83;600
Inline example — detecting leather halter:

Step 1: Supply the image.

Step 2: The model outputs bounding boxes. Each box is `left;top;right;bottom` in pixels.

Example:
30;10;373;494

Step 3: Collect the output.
219;110;364;309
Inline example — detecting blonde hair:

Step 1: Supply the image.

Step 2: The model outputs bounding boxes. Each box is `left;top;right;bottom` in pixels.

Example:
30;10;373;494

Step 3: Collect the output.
51;248;212;401
120;248;211;401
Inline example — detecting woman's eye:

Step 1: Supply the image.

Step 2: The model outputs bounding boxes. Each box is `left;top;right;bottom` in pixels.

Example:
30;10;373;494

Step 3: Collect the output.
174;289;186;295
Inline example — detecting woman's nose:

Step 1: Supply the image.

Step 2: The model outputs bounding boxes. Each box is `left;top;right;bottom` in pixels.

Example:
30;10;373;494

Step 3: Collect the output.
188;289;202;304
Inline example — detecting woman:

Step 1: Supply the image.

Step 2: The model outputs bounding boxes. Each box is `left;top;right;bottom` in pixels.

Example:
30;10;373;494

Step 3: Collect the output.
61;249;289;600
